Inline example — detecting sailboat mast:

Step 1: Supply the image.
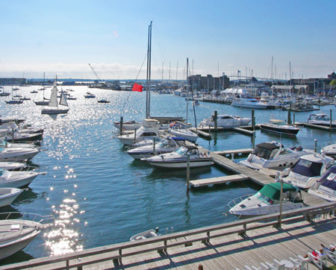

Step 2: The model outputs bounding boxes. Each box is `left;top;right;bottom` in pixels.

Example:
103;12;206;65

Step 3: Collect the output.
145;21;152;119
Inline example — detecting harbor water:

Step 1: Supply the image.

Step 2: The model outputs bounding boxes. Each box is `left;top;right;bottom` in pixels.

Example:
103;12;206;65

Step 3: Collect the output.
1;86;336;265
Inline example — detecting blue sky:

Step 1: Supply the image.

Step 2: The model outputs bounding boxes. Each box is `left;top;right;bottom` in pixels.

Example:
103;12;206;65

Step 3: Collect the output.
0;0;335;79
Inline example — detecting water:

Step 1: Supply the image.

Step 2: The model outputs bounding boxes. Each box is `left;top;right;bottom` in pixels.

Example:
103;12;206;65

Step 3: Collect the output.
1;85;336;265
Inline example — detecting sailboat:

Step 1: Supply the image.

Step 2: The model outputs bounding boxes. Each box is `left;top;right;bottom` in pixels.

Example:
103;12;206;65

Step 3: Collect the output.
41;83;69;114
34;73;49;105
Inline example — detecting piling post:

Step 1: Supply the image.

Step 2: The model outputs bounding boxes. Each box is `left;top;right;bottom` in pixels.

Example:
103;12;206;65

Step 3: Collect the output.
330;109;332;129
251;109;255;131
186;154;190;194
213;110;218;131
293;112;295;125
314;139;318;153
287;109;292;125
133;129;137;144
153;137;156;155
119;116;123;135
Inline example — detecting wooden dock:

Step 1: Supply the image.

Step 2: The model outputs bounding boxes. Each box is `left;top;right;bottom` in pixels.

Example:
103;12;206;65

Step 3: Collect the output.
4;203;336;270
190;174;248;187
189;128;212;140
214;148;253;157
232;127;255;136
302;122;336;132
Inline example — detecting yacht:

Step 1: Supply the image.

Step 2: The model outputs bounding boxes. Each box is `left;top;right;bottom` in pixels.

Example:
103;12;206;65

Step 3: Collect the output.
307;113;336;128
0;147;39;162
231;97;268;109
4;131;43;142
118;119;160;146
229;182;304;216
0;162;27;170
168;122;198;142
127;137;183;159
0;188;23;208
282;154;334;189
143;145;214;169
321;144;336;159
0;170;41;188
309;166;336;201
198;114;251;129
240;142;311;170
0;219;42;260
114;120;142;131
260;119;300;136
41;83;69;115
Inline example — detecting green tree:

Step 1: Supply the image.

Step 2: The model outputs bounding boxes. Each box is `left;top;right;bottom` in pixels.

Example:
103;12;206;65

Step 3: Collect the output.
330;79;336;89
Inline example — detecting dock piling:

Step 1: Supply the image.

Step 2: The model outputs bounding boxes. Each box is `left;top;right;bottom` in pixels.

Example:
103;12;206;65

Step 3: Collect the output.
251;109;255;131
213;110;218;131
186;154;190;194
119;116;123;135
133;129;137;144
153;138;156;155
287;109;292;125
314;139;318;152
330;109;333;129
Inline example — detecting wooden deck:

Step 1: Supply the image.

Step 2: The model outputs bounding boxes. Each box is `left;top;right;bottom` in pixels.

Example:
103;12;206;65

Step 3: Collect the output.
302;123;336;132
214;148;253;156
190;174;248;187
189;128;212;140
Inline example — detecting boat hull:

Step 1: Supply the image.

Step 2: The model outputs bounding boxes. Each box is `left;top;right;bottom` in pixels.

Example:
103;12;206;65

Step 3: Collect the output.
0;188;22;208
0;173;39;188
148;159;214;169
260;124;299;136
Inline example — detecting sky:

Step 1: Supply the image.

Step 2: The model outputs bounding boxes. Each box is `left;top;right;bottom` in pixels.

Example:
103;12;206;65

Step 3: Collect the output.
0;0;335;80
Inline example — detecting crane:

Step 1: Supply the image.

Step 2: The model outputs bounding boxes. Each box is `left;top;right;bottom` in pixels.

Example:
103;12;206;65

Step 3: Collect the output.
88;63;101;82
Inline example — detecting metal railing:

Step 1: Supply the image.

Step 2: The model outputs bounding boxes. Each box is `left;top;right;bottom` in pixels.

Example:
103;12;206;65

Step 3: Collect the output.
2;202;336;270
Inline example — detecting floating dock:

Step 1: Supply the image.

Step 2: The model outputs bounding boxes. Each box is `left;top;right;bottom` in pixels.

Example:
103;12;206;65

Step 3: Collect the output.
190;174;248;187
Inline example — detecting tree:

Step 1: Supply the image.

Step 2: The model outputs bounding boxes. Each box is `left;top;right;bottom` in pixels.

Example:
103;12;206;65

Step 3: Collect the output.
330;79;336;89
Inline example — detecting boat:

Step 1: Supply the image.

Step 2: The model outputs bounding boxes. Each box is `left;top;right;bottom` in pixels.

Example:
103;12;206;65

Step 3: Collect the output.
282;153;334;189
307;113;336;128
97;99;110;103
0;117;25;124
0;188;23;208
0;147;39;162
0;170;41;188
240;142;311;170
41;83;69;114
0;88;10;96
260;119;300;136
84;92;96;98
34;99;49;106
118;119;160;146
127;137;183;159
130;227;159;241
198;114;251;129
30;90;38;94
5;131;43;143
5;99;23;105
0;139;39;149
143;145;214;169
0;162;27;170
0;219;42;260
168;122;198;142
309;165;336;201
321;144;336;159
231;97;269;109
114;120;142;131
229;182;304;216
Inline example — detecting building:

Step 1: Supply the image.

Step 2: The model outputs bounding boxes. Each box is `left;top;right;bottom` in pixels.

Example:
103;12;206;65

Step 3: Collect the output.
188;74;230;92
0;78;26;85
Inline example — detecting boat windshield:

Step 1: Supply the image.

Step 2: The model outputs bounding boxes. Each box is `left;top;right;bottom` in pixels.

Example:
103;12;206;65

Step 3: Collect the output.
253;145;277;159
321;171;336;190
292;159;322;177
176;147;188;155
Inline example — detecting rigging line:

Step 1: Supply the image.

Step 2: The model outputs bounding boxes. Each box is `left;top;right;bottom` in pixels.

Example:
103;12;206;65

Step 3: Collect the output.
120;54;147;116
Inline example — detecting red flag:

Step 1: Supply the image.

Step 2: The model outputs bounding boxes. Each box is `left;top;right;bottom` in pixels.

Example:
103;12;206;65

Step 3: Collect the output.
132;83;143;92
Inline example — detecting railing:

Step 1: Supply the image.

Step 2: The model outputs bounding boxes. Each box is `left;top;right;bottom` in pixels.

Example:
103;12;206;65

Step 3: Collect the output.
3;202;336;270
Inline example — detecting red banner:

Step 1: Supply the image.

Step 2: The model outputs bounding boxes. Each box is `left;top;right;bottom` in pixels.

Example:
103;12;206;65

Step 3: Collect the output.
132;83;143;92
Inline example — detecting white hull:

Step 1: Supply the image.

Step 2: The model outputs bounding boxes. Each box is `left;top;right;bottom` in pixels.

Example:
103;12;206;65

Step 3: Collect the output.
149;160;214;168
0;150;39;162
230;202;304;216
0;188;22;207
0;172;39;188
41;107;69;114
0;162;26;170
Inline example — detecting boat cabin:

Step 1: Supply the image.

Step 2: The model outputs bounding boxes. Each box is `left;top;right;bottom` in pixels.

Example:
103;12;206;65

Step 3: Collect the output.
252;142;282;160
308;113;330;121
256;182;302;204
291;155;326;178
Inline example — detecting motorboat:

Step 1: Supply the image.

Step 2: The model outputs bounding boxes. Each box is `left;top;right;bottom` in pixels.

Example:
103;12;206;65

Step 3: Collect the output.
0;188;23;208
321;144;336;159
0;122;43;135
114;120;142;131
168;122;198;142
4;131;43;142
0;219;42;260
0;162;27;170
0;117;25;124
84;92;96;98
0;170;41;188
97;99;110;103
307;113;336;128
260;119;300;136
231;97;269;109
229;182;304;216
34;99;49;106
309;166;336;201
130;227;159;241
143;145;214;169
118;119;160;146
0;139;39;149
240;142;311;170
198;114;251;129
0;147;39;162
282;154;334;189
127;137;183;159
41;83;69;114
5;99;23;105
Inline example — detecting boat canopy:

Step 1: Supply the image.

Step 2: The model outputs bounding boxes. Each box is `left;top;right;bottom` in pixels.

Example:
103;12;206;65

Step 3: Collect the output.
259;183;298;201
292;158;322;177
253;142;280;159
320;166;336;190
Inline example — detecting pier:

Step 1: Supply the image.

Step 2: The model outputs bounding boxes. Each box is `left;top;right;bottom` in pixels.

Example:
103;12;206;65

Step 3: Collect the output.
4;203;336;270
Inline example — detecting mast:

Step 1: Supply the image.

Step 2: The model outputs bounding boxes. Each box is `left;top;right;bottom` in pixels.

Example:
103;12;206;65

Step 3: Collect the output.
145;21;152;119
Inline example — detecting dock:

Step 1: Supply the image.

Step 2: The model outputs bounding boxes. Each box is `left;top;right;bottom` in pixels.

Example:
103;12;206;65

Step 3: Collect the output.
190;174;248;187
302;122;336;132
214;148;253;157
189;128;212;140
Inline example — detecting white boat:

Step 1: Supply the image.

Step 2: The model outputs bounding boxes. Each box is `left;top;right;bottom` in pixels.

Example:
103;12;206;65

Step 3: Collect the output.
168;122;198;142
130;227;159;241
309;166;336;201
198;114;251;129
0;170;41;188
0;117;25;124
240;142;311;170
231;97;269;109
4;131;43;142
143;145;214;169
260;119;300;136
282;154;334;189
127;137;183;159
41;83;69;114
229;182;304;216
118;119;160;146
0;188;23;208
321;144;336;159
307;113;336;128
0;139;38;149
0;219;42;260
0;162;27;170
114;120;142;131
0;147;39;162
